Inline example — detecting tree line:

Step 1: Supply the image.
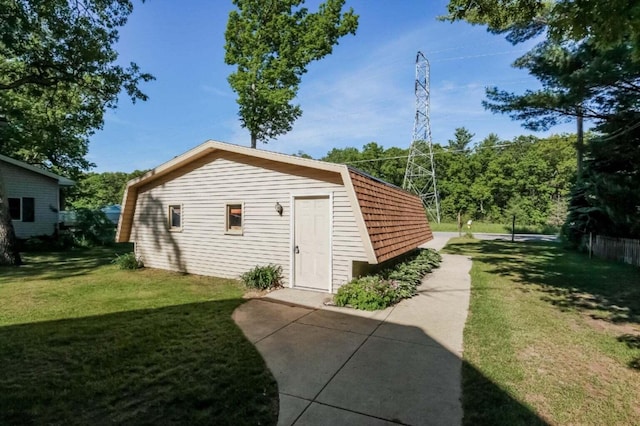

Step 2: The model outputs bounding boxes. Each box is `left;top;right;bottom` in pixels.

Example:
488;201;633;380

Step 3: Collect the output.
67;128;576;230
320;129;576;227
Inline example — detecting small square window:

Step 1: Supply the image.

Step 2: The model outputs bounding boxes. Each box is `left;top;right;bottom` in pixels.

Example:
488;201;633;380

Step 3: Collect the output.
168;205;182;231
226;203;243;234
8;198;21;221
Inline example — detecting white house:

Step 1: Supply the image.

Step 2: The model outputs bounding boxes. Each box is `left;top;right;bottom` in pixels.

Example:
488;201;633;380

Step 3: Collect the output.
117;141;433;292
0;154;75;238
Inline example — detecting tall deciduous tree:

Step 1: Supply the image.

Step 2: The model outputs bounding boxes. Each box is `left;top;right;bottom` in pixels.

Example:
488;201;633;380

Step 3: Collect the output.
0;0;153;265
224;0;358;148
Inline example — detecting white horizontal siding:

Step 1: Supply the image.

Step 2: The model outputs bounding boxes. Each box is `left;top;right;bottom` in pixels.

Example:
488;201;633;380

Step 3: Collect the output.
131;154;368;290
0;160;60;238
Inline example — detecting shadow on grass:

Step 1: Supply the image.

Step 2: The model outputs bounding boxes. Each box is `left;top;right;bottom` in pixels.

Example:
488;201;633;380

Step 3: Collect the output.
0;300;279;425
461;360;549;426
618;334;640;370
0;244;133;281
238;297;548;426
445;240;640;326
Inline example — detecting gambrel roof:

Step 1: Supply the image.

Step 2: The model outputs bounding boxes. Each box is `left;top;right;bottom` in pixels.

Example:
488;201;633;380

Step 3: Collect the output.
117;140;432;264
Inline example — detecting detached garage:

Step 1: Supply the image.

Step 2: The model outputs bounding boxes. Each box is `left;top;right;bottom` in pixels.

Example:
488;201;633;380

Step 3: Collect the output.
117;140;432;292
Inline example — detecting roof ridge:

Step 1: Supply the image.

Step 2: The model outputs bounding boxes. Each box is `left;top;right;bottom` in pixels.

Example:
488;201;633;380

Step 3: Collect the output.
346;165;413;194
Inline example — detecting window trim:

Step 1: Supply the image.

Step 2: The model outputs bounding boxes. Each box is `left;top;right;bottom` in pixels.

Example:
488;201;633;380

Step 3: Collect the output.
225;202;244;235
168;204;183;232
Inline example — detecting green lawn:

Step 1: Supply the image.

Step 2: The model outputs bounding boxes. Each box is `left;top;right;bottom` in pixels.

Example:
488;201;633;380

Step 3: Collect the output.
444;238;640;425
430;221;559;235
0;246;278;425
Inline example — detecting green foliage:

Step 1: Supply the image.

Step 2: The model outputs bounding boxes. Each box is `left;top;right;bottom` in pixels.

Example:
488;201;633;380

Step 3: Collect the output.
68;170;148;209
443;0;640;243
563;120;640;245
334;276;397;311
71;209;116;247
442;0;640;59
224;0;358;147
322;142;408;186
241;264;283;290
0;0;154;173
448;127;475;153
334;249;442;310
112;252;143;270
0;0;152;265
321;133;576;226
436;132;576;225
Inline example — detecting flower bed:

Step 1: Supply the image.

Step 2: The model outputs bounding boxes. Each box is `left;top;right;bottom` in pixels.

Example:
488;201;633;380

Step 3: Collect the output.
334;248;442;310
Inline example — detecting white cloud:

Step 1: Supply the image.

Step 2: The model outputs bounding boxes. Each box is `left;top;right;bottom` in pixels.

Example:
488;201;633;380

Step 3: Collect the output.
201;84;235;99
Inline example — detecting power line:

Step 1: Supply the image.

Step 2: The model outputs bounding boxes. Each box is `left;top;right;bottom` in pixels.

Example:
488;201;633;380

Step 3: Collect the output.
430;49;529;63
340;138;549;165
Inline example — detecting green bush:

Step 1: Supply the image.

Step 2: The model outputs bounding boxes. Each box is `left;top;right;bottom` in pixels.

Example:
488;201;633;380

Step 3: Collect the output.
335;248;442;310
334;276;398;311
241;264;283;290
112;252;143;270
71;209;115;247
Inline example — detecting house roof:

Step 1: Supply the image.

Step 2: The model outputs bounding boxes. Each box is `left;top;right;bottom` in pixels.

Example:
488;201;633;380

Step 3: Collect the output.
117;140;432;264
0;154;75;186
348;168;433;263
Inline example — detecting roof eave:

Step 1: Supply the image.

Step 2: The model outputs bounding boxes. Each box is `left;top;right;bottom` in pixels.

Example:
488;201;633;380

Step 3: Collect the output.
0;154;75;186
117;139;350;244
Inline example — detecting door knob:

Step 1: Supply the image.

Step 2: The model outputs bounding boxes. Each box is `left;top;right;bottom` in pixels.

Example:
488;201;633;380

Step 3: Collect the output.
295;245;300;254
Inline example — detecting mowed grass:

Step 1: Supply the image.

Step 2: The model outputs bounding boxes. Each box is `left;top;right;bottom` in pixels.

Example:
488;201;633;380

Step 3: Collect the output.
443;238;640;425
0;246;278;425
430;221;559;235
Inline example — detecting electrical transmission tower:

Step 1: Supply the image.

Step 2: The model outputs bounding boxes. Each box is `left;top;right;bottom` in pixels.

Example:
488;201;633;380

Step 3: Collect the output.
403;51;441;223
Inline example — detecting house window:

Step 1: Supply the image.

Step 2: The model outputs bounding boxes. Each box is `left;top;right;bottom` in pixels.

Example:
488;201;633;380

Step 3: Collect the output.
22;197;35;222
226;203;243;234
8;198;21;221
8;197;35;222
168;205;182;231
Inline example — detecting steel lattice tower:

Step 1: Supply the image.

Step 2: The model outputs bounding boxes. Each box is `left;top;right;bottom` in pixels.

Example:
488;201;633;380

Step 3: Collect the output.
403;51;441;223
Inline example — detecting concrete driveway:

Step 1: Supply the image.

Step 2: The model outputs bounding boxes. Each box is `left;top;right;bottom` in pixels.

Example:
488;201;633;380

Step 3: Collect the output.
233;250;472;425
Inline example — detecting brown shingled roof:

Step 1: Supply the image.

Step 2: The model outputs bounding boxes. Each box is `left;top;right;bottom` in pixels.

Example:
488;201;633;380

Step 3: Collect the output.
348;168;433;263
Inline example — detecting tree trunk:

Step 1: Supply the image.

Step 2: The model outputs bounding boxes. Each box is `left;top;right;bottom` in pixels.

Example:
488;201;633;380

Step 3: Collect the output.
576;106;584;178
0;174;22;266
250;132;257;149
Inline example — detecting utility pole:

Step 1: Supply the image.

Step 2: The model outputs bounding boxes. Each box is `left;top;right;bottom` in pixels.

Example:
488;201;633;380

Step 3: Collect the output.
403;51;441;223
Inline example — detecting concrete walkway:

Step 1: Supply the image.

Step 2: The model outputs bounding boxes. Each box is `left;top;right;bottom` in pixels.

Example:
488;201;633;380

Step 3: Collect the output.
233;252;472;425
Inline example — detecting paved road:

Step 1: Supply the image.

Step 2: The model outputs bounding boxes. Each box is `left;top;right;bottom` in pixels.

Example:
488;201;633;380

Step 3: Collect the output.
424;231;558;251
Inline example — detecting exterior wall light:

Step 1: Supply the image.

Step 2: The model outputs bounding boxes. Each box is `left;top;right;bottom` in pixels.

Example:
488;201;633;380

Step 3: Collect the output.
275;202;283;216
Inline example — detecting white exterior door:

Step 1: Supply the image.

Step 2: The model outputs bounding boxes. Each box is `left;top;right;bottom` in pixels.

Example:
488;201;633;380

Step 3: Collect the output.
293;196;330;291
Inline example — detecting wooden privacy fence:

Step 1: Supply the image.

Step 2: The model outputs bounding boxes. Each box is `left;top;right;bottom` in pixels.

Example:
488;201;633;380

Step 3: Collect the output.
587;234;640;267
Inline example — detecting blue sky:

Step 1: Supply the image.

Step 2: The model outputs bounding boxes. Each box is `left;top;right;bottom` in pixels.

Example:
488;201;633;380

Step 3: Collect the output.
90;0;576;172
